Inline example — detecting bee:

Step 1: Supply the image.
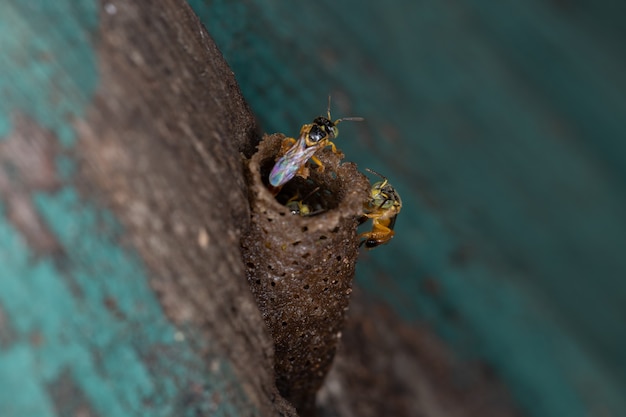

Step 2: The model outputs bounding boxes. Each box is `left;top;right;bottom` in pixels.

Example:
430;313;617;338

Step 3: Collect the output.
285;187;324;216
268;98;362;188
286;196;314;216
359;168;402;248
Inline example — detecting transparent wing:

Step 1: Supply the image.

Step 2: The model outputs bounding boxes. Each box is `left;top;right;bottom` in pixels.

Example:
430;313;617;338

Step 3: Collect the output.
269;137;318;187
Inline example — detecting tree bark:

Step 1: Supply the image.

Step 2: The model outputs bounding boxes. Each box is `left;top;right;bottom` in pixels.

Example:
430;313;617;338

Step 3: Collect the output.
0;1;294;416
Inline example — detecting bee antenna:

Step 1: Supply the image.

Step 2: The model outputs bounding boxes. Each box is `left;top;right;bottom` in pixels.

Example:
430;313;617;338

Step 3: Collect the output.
335;116;364;125
365;168;387;181
326;94;364;125
302;186;321;203
327;95;332;120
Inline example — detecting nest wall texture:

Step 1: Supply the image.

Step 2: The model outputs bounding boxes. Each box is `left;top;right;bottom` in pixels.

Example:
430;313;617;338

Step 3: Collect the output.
241;133;369;415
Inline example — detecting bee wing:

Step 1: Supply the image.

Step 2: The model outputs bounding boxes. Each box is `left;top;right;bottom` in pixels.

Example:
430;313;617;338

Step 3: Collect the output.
269;137;317;187
387;213;398;230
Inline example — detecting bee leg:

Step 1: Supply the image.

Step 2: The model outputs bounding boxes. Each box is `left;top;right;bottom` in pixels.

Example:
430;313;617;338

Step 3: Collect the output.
358;223;394;248
286;194;300;205
328;141;345;159
293;164;311;179
278;137;297;155
282;137;296;146
310;155;326;173
357;214;370;225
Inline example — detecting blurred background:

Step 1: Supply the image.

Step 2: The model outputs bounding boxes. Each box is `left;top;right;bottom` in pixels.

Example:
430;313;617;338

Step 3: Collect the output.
190;1;626;416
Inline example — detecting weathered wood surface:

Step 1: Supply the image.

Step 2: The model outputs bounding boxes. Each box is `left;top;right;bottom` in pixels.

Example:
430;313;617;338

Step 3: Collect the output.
0;1;294;416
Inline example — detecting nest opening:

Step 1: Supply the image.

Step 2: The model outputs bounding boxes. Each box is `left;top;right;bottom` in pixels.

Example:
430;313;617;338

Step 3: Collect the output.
258;155;343;216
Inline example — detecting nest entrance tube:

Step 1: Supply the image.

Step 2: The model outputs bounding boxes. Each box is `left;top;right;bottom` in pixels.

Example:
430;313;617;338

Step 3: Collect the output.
241;134;369;416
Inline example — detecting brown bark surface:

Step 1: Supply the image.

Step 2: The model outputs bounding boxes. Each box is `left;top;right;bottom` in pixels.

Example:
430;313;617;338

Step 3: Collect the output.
75;1;294;415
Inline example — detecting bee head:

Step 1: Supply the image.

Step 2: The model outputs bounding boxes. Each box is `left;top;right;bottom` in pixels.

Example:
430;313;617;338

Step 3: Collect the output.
311;116;339;142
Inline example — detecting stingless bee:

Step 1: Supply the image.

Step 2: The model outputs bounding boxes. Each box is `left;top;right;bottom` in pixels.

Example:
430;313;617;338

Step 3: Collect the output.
359;168;402;248
268;98;362;188
283;187;324;216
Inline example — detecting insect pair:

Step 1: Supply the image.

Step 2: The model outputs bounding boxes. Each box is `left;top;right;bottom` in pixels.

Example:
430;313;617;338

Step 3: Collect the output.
268;100;401;249
268;97;363;188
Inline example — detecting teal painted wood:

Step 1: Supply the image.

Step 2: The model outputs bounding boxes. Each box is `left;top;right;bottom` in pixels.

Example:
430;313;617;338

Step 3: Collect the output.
0;3;97;144
0;3;254;416
0;191;249;417
190;1;626;416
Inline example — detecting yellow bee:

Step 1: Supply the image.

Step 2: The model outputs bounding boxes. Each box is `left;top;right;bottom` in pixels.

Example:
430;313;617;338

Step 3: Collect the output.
359;168;402;248
269;98;362;187
285;187;323;216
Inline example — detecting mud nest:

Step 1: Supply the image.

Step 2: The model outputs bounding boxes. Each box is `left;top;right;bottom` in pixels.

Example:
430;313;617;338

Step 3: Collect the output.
241;133;369;416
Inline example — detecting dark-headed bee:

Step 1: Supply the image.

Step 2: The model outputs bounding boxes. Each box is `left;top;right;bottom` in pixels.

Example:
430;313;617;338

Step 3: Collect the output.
268;98;362;187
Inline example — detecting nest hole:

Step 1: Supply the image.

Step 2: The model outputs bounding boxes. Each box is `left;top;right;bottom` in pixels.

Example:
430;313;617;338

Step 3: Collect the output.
260;156;343;217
